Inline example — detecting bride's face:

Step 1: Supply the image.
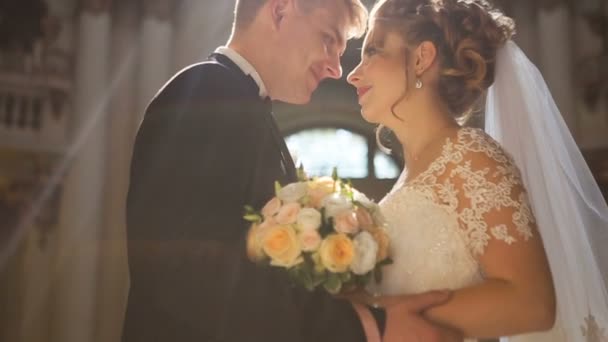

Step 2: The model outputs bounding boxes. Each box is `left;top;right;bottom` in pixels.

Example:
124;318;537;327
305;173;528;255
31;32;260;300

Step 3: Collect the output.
347;27;409;124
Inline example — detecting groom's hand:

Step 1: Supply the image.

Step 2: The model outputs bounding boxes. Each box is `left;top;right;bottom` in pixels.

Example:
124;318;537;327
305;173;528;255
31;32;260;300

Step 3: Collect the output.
383;291;464;342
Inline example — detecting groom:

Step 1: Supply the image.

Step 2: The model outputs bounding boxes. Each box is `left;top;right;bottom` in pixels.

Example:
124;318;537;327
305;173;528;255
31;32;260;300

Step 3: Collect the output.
122;0;458;341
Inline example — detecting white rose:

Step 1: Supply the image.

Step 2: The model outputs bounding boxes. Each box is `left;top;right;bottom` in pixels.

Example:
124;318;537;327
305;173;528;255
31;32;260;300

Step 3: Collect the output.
350;231;379;275
277;182;308;203
297;208;322;231
372;208;386;227
322;193;353;218
353;190;377;210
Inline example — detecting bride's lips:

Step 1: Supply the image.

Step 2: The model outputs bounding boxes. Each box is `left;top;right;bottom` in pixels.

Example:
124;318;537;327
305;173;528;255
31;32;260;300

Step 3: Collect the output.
357;86;371;99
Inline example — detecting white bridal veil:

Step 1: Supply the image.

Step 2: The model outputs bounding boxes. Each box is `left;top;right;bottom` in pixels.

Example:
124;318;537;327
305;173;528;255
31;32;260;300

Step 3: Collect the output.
486;41;608;341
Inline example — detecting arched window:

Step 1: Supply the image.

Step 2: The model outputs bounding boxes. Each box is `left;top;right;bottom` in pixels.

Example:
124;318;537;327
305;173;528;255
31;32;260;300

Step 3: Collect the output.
285;127;401;179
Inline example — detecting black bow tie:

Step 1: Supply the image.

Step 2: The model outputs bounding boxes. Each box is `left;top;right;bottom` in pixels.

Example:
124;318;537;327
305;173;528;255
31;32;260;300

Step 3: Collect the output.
261;95;272;112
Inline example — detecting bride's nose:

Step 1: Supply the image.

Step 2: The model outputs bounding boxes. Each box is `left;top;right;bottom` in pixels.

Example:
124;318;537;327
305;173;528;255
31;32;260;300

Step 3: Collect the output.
347;63;363;86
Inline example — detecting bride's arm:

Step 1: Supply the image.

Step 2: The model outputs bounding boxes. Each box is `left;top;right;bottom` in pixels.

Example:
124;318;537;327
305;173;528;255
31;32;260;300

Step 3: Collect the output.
370;215;555;339
422;230;555;338
415;150;556;338
367;149;556;339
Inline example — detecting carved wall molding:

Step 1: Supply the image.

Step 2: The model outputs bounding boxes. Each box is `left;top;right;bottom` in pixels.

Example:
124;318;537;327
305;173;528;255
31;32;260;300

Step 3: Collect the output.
572;0;608;121
143;0;180;21
81;0;112;15
537;0;573;11
0;72;71;153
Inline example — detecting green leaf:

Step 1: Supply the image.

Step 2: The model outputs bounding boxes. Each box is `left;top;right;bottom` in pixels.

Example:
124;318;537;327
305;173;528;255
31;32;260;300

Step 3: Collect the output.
297;165;308;182
274;181;282;195
378;257;394;267
373;265;384;284
358;272;373;286
301;269;314;291
243;214;262;223
324;273;343;294
340;181;354;201
311;253;326;274
332;167;339;181
319;214;334;236
311;270;326;287
339;272;352;283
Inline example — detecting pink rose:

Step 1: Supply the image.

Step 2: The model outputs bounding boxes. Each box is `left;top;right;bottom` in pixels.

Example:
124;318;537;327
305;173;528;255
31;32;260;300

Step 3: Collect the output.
298;229;322;252
262;197;281;218
307;177;336;207
355;207;374;230
334;210;360;234
259;217;277;229
275;203;301;225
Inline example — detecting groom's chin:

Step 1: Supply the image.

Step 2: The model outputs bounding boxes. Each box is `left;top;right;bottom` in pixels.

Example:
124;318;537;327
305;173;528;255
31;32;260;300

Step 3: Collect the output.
283;94;313;105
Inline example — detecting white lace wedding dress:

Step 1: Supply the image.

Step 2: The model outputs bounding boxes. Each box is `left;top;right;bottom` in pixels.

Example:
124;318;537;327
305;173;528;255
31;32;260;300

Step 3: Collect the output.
372;127;576;342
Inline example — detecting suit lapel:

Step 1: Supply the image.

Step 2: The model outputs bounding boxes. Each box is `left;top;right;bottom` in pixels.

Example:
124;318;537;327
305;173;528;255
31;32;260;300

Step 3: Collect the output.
209;53;297;182
262;109;297;182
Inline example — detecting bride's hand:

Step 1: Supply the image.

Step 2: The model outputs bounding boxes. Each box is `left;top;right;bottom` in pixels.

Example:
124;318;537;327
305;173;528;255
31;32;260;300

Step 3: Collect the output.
383;291;464;342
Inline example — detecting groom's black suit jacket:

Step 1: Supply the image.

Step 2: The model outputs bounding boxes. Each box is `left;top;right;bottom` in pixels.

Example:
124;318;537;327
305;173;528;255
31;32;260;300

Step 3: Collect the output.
122;54;365;342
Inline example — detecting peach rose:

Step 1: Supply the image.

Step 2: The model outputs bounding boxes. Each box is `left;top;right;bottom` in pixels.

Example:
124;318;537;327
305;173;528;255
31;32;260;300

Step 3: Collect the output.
246;223;267;262
319;234;355;273
355;207;374;230
262;225;303;268
307;177;336;207
298;229;322;252
261;197;282;218
334;210;360;234
275;202;301;225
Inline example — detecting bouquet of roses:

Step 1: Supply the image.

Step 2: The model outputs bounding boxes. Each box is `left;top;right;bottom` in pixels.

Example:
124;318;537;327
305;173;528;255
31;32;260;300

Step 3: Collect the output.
244;169;391;294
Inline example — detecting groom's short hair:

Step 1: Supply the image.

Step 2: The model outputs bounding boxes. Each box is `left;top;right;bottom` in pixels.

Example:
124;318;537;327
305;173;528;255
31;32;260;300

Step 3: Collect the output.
233;0;368;39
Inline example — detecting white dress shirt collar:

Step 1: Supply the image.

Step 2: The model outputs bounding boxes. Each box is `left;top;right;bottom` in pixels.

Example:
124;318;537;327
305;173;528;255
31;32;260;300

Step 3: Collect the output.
215;46;268;99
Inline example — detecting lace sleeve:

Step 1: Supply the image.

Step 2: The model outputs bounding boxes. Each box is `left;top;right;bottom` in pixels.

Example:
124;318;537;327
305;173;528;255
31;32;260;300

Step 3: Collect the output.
437;131;536;257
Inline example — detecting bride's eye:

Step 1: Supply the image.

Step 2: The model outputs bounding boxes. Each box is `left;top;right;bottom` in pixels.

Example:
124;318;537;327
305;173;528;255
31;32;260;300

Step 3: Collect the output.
364;45;378;56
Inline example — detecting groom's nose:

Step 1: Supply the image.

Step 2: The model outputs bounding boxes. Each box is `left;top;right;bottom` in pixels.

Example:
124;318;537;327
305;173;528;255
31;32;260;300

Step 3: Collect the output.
324;54;343;80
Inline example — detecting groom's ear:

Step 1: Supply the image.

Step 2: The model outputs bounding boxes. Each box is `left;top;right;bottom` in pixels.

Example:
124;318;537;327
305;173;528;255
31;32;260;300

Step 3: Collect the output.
269;0;291;30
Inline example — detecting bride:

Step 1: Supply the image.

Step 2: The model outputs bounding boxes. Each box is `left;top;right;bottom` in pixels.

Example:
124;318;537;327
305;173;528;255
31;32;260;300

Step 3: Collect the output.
345;0;608;341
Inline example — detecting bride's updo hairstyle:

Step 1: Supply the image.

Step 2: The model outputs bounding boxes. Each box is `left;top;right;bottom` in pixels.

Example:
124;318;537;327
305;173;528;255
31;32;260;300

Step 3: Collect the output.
371;0;515;121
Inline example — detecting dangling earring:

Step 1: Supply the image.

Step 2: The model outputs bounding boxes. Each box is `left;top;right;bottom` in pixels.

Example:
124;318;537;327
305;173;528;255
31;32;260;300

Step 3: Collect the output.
415;78;423;89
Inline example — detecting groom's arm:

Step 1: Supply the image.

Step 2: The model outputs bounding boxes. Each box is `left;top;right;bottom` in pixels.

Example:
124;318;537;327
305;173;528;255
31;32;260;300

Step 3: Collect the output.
125;64;284;339
127;64;264;241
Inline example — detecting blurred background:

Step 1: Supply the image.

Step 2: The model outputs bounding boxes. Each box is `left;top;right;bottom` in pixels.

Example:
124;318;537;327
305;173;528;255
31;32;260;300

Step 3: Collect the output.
0;0;606;341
